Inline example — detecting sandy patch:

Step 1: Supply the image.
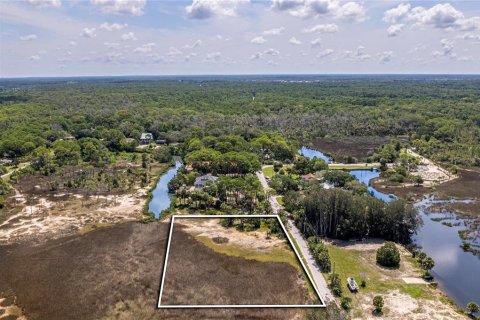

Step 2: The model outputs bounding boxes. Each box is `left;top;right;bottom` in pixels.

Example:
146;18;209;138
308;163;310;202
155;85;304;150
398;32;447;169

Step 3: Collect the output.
354;291;467;320
0;297;28;320
0;189;145;244
402;277;429;284
178;218;290;253
407;149;457;187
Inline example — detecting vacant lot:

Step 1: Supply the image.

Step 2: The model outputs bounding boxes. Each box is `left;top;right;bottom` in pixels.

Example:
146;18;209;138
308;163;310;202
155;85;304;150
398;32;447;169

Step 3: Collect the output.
161;220;316;308
310;136;390;162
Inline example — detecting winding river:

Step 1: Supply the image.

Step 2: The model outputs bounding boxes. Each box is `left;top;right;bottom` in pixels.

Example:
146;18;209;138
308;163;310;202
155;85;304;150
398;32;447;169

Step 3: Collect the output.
148;161;182;219
301;146;480;308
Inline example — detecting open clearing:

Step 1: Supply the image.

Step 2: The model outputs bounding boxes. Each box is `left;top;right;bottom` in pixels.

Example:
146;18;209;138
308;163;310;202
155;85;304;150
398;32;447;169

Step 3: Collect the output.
0;220;321;320
0;163;168;244
160;217;321;308
310;136;390;162
324;239;467;320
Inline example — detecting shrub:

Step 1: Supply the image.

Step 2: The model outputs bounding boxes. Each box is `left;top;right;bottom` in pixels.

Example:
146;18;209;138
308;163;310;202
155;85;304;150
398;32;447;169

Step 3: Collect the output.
341;297;352;310
307;237;331;272
376;241;400;268
373;295;384;313
329;273;343;297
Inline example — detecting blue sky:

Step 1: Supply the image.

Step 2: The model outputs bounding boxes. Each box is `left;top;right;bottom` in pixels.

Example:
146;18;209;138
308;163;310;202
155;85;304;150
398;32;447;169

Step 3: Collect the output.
1;0;479;77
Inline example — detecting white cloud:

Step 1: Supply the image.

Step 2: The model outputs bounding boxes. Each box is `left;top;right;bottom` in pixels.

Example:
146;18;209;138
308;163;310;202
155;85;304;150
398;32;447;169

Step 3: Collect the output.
433;38;456;58
317;48;334;58
167;47;183;56
378;51;394;63
460;32;480;42
303;23;338;34
458;17;480;31
185;53;197;62
410;3;463;29
263;48;280;55
19;34;37;41
271;0;303;11
384;3;480;32
183;39;202;49
29;55;41;61
104;42;120;48
289;37;302;45
383;3;410;24
69;41;77;46
186;0;249;20
26;0;61;8
204;51;221;62
344;46;371;61
263;27;285;36
121;32;137;41
99;22;128;31
82;28;97;38
272;0;366;22
134;42;155;53
310;37;321;48
91;0;145;16
250;52;262;60
251;47;281;61
387;24;405;37
337;2;366;22
251;36;267;44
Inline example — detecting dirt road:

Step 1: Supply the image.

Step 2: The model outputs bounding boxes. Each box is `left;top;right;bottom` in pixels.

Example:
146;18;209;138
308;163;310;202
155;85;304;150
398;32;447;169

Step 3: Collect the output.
256;170;334;303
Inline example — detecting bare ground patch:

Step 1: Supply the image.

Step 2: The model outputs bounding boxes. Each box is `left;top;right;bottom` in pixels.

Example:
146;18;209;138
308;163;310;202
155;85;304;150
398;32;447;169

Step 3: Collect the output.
310;136;390;162
436;168;480;200
0;163;168;244
161;222;316;307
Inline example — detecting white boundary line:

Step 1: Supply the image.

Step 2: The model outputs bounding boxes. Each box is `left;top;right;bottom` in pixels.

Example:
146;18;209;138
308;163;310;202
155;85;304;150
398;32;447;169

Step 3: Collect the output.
157;214;326;308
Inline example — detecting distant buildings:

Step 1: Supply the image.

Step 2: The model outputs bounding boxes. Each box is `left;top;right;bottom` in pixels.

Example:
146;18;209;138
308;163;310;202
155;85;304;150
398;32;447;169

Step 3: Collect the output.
194;174;218;189
140;133;153;145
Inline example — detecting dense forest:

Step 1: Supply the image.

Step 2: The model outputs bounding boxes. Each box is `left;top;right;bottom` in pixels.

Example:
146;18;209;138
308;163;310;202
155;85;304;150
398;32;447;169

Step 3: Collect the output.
1;76;479;166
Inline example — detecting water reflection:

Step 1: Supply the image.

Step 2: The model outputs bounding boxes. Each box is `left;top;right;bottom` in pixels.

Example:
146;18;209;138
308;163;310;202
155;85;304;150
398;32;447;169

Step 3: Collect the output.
148;162;182;218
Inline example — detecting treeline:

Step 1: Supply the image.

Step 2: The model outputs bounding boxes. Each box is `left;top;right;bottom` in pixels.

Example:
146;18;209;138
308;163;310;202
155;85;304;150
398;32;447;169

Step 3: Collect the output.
295;187;420;244
1;78;479;166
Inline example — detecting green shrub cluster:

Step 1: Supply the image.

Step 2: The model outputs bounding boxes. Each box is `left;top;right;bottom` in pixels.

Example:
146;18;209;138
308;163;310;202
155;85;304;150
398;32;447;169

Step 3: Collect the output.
376;242;400;268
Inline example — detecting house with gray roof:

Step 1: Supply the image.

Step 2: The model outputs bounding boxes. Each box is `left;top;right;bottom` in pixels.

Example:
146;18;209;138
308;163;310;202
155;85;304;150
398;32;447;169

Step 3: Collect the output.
194;174;218;189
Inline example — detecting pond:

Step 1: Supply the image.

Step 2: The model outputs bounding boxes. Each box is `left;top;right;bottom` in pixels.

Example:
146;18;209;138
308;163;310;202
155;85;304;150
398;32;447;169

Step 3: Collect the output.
299;146;331;163
299;147;395;202
348;169;396;202
414;197;480;309
148;161;182;219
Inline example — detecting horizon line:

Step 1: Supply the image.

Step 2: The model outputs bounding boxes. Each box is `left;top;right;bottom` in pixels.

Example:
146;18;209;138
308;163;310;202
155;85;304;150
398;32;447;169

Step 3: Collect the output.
1;73;480;80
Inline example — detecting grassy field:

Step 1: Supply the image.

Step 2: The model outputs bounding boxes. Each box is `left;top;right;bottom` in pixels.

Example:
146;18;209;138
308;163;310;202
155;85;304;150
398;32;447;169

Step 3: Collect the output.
276;196;284;206
262;166;275;178
326;244;430;300
195;234;299;269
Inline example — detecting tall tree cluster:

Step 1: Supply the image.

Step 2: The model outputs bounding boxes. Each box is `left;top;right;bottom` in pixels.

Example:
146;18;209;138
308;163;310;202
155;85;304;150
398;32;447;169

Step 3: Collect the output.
296;187;420;243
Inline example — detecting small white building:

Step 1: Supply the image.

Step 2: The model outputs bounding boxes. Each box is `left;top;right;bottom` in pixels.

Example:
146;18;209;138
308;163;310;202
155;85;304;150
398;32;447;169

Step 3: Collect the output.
140;133;153;145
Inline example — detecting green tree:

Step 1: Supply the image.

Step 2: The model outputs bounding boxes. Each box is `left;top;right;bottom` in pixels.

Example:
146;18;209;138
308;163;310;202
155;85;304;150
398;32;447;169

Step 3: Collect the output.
376;242;400;268
52;140;81;166
421;256;435;276
467;302;479;316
